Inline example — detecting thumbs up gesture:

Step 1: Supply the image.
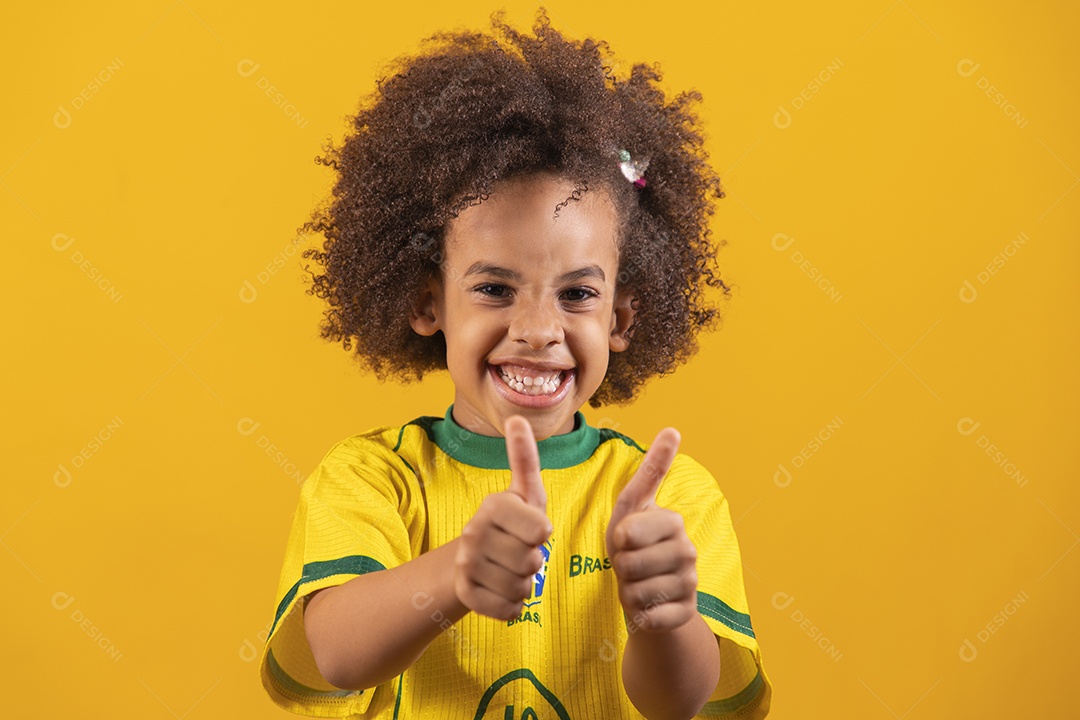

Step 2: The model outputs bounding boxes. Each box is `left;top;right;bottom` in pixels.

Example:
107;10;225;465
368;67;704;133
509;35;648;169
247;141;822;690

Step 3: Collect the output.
454;415;553;622
605;427;698;633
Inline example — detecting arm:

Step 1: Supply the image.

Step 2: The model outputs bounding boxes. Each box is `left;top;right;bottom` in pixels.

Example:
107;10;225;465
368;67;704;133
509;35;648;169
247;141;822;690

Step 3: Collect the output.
621;613;720;720
304;416;552;691
606;427;720;719
303;536;468;690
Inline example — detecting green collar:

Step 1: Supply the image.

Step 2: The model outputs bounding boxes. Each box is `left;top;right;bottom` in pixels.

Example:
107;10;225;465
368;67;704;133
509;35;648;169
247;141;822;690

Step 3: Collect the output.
429;404;600;469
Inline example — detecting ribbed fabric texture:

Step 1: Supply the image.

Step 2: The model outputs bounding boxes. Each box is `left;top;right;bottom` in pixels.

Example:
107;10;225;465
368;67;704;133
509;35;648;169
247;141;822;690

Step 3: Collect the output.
259;406;772;718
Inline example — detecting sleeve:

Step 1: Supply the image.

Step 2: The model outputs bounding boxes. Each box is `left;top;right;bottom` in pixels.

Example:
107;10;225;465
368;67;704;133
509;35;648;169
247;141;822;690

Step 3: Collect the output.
258;438;419;717
656;453;773;719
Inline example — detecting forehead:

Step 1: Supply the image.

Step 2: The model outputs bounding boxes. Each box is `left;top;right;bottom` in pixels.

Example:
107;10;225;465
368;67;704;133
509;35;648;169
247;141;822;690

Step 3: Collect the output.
443;172;620;274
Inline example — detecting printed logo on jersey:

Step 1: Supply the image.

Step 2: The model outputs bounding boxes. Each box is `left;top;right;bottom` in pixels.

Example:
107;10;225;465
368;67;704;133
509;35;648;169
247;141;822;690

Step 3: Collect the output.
509;539;551;627
473;668;571;720
568;552;611;578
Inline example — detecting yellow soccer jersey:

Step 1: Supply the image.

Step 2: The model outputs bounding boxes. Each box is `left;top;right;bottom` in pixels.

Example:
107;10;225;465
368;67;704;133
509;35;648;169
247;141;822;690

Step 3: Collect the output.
260;405;772;719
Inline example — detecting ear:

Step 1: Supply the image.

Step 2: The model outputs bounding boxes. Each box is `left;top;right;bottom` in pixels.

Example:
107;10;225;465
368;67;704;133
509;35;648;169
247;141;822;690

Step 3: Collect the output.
608;287;637;353
408;274;443;337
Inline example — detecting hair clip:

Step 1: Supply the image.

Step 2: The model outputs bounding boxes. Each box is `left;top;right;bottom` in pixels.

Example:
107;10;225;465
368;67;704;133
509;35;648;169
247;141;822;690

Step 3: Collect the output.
618;148;649;188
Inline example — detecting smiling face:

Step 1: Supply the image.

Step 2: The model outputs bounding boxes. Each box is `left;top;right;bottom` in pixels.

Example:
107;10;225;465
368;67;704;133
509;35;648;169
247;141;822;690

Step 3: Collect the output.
409;171;637;440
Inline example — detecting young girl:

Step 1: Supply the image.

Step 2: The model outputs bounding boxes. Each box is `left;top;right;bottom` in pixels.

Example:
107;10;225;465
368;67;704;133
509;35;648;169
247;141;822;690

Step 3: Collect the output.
259;7;771;719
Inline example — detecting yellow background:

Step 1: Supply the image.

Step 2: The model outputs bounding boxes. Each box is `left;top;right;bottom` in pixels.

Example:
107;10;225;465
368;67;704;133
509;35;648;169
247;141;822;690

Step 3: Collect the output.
4;1;1077;717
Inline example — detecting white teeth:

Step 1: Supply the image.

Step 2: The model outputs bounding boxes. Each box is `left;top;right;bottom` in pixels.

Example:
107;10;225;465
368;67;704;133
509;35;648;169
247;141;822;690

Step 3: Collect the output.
496;366;565;396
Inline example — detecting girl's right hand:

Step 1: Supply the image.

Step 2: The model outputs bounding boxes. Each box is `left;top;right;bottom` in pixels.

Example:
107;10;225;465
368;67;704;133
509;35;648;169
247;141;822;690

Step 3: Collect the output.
453;415;552;621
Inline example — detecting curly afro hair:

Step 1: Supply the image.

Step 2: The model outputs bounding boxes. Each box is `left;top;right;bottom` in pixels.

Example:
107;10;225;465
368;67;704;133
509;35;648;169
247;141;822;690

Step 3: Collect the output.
300;6;731;408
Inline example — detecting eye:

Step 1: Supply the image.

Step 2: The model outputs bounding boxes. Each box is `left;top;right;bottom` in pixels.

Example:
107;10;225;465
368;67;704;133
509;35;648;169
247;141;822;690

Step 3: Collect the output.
474;283;510;298
562;287;599;303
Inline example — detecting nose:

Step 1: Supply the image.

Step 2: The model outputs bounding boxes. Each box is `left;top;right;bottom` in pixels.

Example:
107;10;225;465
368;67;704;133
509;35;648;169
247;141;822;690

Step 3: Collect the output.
508;295;565;350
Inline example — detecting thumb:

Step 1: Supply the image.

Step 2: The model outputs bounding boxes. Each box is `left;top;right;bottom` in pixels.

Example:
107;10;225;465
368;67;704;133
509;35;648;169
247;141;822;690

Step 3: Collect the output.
504;415;547;510
610;427;680;526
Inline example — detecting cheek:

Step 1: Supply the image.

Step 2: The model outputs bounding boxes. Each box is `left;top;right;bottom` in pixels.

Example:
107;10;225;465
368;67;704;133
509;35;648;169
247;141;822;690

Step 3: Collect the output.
452;317;502;367
573;318;615;361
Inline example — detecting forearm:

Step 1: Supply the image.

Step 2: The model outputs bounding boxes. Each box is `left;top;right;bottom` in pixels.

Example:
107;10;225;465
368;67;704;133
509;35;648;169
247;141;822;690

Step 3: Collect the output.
303;537;468;690
621;612;720;720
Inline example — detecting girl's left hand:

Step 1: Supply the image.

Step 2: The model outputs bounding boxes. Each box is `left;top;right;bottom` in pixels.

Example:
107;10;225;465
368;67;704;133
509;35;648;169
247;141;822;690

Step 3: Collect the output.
604;427;699;633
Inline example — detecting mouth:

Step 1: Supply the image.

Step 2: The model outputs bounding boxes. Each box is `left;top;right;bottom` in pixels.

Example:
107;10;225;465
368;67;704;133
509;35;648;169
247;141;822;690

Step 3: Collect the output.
488;363;576;408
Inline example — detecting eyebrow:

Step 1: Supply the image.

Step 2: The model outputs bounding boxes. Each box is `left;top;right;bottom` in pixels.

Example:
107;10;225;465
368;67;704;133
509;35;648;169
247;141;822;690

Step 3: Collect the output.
464;262;606;283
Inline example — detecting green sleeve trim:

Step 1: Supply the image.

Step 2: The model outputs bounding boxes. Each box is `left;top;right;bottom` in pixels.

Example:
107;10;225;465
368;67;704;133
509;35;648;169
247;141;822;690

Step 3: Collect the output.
269;555;387;637
265;647;359;700
699;668;764;716
698;592;755;639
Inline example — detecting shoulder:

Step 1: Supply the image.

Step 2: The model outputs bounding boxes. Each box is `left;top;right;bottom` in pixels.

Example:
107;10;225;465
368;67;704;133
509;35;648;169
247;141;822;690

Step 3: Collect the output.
594;425;714;479
302;415;439;495
323;424;403;461
319;411;443;464
659;452;727;506
667;451;716;479
591;425;725;498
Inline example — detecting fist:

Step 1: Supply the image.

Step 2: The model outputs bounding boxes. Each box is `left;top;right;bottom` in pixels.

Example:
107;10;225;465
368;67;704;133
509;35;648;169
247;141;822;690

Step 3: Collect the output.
605;427;699;633
454;415;552;621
